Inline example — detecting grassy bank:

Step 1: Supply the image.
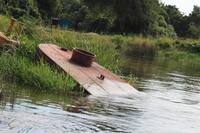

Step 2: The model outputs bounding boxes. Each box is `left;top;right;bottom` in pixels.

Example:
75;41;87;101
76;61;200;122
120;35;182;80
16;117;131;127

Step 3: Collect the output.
1;15;200;93
0;15;124;93
112;35;200;61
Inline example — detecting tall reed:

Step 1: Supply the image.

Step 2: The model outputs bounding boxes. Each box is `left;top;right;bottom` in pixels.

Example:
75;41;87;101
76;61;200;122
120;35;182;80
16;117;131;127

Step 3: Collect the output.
112;35;158;58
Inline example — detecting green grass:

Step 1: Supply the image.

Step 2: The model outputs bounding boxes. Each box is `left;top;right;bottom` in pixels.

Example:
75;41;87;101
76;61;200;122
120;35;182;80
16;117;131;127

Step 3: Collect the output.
0;15;123;93
157;50;200;61
1;15;200;93
0;55;78;93
115;35;200;61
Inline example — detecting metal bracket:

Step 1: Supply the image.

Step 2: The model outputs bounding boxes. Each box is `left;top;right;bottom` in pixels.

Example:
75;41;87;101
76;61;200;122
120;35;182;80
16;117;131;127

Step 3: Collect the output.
60;47;68;51
98;74;105;80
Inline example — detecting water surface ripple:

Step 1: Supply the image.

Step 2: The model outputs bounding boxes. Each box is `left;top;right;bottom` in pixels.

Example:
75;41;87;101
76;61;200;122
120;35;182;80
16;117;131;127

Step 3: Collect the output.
0;58;200;133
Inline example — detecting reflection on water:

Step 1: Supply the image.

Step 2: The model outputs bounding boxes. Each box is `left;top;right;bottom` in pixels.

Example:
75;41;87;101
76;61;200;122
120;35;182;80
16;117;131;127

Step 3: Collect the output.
1;58;200;132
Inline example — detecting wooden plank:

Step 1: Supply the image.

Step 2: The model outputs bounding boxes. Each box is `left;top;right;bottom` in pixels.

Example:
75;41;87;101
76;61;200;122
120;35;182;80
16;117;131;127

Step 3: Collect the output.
36;44;109;95
0;32;19;44
36;44;138;95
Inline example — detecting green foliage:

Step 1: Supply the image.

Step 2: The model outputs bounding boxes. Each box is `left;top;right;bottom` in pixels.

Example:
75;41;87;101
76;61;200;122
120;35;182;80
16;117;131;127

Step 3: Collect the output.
125;39;158;57
1;0;200;38
161;5;183;35
0;15;11;32
81;0;161;33
36;0;59;19
189;22;200;39
156;37;200;60
58;0;88;30
0;55;77;92
159;4;200;38
189;6;200;25
0;0;6;14
79;13;112;33
177;40;200;53
1;13;200;94
147;14;177;38
156;37;200;53
115;35;200;60
158;50;200;61
156;37;174;49
2;0;41;20
112;35;125;49
59;32;121;73
0;15;124;92
177;6;200;38
113;35;158;57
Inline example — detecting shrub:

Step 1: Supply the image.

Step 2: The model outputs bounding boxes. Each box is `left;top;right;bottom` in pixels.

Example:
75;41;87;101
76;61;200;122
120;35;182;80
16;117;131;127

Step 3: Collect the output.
156;37;173;49
124;38;158;57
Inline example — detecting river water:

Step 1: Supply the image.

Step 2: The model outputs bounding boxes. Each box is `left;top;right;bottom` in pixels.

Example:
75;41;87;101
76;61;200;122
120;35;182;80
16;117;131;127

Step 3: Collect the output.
0;58;200;133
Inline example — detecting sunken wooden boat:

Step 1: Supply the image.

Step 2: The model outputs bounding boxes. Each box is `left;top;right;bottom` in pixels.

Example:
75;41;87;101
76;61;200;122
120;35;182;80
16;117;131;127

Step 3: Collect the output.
35;44;138;95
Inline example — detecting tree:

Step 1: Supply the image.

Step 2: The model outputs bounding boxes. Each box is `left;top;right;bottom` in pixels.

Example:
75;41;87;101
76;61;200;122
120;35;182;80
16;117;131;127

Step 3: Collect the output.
59;0;88;30
187;6;200;38
81;0;160;33
189;6;200;25
36;0;62;19
0;0;6;14
146;10;177;38
2;0;40;20
162;5;183;36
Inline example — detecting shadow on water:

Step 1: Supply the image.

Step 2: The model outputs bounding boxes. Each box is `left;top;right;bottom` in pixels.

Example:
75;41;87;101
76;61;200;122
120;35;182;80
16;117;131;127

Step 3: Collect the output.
121;56;155;78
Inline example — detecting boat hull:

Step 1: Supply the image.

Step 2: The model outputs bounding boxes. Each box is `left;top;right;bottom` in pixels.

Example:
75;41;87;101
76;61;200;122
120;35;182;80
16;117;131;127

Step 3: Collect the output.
35;44;138;95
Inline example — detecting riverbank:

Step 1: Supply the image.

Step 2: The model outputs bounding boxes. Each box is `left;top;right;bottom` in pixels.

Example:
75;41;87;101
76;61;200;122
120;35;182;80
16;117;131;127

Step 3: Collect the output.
0;15;199;93
114;35;200;61
0;16;128;93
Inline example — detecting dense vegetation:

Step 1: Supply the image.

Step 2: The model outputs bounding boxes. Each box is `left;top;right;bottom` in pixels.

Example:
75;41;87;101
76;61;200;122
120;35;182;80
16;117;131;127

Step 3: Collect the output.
0;0;200;93
0;0;200;38
0;15;133;93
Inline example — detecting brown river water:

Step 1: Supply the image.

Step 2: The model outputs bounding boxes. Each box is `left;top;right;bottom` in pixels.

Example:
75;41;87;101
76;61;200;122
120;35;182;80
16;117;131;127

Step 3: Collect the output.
0;57;200;133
